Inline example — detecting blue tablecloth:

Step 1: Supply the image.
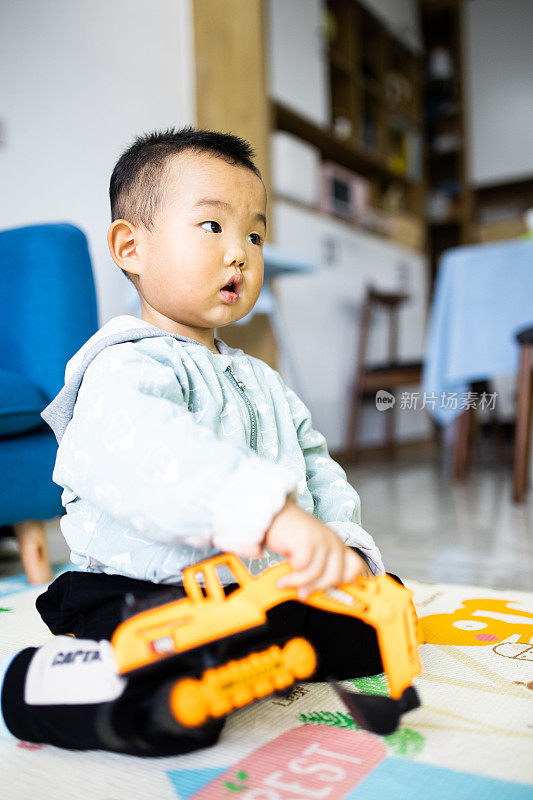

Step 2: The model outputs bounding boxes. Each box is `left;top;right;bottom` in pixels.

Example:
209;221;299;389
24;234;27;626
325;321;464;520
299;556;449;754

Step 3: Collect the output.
422;238;533;424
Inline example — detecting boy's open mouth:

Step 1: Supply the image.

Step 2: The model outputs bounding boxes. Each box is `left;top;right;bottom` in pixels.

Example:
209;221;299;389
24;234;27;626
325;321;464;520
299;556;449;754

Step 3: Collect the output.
220;275;242;305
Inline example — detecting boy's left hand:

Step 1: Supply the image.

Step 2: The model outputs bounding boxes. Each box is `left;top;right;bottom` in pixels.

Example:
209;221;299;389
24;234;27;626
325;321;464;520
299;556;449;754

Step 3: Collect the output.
281;545;373;600
266;501;374;599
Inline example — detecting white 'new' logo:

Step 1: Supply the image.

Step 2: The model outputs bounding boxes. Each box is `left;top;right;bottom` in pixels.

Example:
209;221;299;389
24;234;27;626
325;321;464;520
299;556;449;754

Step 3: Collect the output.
375;390;395;411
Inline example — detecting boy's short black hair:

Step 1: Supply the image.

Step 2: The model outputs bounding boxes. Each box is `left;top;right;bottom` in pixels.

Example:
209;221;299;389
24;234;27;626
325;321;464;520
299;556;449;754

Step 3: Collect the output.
109;126;264;282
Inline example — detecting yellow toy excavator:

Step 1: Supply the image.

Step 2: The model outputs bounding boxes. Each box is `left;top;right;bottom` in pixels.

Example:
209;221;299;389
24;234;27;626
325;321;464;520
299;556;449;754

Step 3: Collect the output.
111;554;423;736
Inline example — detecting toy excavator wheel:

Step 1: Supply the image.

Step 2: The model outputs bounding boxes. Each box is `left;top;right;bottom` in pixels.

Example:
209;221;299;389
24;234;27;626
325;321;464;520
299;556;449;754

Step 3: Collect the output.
282;637;316;680
170;678;208;728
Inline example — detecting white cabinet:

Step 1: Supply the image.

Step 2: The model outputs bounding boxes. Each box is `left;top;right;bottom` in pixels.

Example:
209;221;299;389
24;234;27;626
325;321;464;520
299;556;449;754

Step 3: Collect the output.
267;0;330;127
273;199;430;451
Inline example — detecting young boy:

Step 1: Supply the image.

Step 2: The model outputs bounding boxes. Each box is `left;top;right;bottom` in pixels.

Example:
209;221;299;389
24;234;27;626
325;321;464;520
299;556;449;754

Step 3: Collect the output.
0;127;389;755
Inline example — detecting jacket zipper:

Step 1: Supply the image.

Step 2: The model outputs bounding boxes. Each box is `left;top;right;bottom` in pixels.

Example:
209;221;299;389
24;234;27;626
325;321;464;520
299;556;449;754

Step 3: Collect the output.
224;365;258;452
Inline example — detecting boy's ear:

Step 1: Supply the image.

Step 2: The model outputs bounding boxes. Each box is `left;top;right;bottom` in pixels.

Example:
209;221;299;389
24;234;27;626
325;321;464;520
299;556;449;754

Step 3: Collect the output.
107;220;141;277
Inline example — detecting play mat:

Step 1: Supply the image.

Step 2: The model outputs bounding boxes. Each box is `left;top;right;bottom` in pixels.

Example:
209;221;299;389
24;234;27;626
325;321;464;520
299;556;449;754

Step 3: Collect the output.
1;567;532;799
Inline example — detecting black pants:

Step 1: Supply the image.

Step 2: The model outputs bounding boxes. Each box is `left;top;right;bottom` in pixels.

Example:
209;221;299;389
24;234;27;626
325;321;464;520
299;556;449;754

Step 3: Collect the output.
37;568;403;682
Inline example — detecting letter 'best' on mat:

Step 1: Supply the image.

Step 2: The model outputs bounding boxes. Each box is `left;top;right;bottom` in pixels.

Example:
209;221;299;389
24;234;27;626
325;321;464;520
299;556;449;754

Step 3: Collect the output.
0;567;532;799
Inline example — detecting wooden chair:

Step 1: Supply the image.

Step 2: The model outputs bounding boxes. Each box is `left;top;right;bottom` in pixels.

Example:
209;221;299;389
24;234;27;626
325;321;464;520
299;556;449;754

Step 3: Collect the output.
344;286;422;461
451;378;506;480
512;326;533;502
453;328;533;496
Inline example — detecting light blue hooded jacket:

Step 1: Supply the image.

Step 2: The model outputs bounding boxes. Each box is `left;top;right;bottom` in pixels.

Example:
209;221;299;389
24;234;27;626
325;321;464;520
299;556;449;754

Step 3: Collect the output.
42;316;384;583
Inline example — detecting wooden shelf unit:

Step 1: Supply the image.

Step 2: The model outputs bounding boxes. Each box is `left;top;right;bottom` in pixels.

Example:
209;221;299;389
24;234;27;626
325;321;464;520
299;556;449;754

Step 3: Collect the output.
324;0;425;219
193;0;426;245
471;176;533;243
272;101;414;187
420;0;473;281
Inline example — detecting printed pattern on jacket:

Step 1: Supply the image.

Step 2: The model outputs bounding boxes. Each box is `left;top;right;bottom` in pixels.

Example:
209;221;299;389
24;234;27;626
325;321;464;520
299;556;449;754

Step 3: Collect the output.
47;317;384;583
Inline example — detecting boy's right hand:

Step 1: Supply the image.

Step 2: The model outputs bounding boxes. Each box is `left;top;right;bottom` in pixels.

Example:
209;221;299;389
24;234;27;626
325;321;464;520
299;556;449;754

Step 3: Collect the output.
265;500;373;600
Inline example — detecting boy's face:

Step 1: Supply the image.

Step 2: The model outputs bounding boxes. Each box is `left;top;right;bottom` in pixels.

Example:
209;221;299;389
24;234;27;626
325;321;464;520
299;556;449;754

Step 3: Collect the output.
130;152;267;350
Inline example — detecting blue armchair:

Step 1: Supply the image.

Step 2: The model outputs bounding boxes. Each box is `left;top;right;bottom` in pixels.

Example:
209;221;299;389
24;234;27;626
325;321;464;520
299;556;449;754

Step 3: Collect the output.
0;223;98;583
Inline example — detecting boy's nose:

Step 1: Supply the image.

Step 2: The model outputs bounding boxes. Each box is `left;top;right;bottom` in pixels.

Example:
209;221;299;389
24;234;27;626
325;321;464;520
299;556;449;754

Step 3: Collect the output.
224;247;246;268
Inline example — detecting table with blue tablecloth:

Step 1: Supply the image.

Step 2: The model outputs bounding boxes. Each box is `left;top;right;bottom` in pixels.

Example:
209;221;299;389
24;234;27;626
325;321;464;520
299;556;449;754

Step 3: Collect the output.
423;238;533;421
422;238;533;473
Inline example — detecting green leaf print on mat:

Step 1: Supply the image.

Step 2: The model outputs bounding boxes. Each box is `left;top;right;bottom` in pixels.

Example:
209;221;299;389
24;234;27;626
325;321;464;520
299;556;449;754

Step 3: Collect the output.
224;771;249;792
296;710;425;757
297;675;425;757
350;673;390;696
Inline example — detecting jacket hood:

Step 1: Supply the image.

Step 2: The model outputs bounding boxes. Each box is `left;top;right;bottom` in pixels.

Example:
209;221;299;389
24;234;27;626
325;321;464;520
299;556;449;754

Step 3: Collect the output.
41;315;239;444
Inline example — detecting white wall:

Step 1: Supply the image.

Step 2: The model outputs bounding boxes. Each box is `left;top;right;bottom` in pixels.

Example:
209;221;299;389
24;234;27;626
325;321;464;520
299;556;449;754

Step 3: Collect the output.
273;200;430;451
268;0;330;126
463;0;533;187
0;0;195;323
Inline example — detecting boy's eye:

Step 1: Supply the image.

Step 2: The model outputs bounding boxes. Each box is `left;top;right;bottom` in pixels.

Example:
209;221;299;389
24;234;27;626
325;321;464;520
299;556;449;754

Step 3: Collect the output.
200;221;263;246
201;221;222;233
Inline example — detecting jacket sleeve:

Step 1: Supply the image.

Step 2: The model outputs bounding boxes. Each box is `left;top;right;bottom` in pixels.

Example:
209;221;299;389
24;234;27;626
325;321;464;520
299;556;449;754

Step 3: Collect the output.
52;343;297;555
283;383;385;575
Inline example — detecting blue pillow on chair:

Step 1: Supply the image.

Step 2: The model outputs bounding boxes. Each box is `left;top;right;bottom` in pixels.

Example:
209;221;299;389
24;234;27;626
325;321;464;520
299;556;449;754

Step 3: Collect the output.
0;223;99;584
0;367;48;437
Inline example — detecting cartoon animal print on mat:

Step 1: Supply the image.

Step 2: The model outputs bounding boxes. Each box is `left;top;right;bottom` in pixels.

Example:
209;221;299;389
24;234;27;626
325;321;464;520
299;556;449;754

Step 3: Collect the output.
421;599;533;645
494;641;533;661
417;643;533;744
494;639;533;690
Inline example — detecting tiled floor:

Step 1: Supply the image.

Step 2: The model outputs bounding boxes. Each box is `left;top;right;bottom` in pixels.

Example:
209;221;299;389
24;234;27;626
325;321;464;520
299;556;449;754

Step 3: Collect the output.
1;452;532;590
347;455;533;590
